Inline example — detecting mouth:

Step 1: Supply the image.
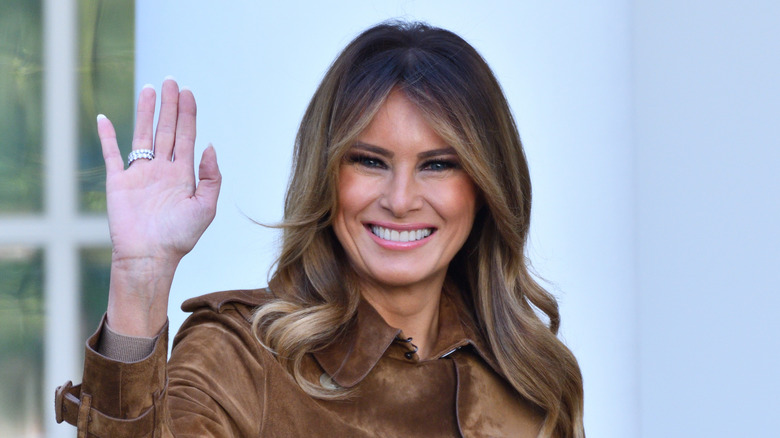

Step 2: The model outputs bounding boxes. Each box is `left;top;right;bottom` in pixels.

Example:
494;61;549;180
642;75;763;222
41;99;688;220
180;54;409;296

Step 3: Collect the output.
369;224;435;243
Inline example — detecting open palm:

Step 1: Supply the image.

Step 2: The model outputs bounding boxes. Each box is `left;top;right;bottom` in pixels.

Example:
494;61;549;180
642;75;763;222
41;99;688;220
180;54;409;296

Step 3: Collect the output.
98;79;220;265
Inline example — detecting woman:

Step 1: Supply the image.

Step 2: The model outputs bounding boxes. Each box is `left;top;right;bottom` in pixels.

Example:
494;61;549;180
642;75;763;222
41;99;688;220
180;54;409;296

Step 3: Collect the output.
55;22;584;437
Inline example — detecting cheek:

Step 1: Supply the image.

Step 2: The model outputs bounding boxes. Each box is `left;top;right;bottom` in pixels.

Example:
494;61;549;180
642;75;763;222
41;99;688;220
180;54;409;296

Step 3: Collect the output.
435;176;479;223
335;167;376;229
336;168;361;219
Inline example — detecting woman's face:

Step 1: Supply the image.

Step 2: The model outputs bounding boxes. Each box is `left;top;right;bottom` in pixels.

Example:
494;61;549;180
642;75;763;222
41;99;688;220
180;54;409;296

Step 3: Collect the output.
332;89;478;293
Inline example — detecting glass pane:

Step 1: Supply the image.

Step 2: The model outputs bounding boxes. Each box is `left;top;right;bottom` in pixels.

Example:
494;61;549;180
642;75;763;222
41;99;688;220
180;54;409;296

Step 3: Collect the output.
0;0;44;213
0;246;44;436
79;247;111;342
78;0;135;212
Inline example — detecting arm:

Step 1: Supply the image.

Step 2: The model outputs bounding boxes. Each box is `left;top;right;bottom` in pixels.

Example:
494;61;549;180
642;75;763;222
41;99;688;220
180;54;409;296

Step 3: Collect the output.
55;307;268;437
55;78;222;436
55;317;170;437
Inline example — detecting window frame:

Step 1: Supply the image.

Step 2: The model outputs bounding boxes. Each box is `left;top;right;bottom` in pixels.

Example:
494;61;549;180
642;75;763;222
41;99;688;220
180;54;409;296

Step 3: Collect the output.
0;1;112;436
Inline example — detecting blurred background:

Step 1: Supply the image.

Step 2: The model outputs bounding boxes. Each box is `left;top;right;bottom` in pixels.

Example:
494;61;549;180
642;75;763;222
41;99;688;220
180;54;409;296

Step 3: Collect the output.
1;1;778;437
1;0;132;436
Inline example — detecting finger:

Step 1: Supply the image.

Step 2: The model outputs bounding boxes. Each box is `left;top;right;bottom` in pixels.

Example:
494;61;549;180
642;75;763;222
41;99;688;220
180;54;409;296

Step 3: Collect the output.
97;114;124;174
131;84;156;152
194;145;221;219
173;86;197;172
154;76;180;160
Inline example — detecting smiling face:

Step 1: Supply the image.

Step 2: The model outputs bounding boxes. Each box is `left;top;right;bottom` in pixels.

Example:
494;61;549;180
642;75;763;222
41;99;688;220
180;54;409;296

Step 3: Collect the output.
332;89;479;295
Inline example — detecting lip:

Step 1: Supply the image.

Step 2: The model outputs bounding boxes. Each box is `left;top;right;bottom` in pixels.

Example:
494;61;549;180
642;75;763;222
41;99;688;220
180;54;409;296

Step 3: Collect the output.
367;220;436;231
364;221;436;250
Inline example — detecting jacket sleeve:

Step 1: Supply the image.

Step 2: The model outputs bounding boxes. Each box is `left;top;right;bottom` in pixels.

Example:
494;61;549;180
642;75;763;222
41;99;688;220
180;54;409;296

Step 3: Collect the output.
54;305;269;437
54;316;171;437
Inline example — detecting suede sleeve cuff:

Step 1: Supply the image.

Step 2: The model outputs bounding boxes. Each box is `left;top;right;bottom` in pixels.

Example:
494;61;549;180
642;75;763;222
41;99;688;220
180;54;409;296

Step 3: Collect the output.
81;314;169;419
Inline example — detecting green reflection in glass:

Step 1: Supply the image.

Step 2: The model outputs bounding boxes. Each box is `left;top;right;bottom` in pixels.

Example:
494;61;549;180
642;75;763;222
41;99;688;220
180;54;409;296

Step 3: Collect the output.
0;247;44;436
0;0;43;213
78;0;135;213
80;247;111;342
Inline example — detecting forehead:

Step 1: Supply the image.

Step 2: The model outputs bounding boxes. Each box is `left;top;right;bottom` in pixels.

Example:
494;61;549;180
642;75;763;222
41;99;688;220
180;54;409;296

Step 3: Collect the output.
355;89;451;155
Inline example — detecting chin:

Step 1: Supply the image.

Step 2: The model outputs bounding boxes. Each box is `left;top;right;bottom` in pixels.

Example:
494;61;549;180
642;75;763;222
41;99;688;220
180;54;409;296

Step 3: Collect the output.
361;266;443;290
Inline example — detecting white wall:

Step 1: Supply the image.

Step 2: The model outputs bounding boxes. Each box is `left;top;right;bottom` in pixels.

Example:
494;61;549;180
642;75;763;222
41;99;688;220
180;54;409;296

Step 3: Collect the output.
634;1;780;436
136;1;637;436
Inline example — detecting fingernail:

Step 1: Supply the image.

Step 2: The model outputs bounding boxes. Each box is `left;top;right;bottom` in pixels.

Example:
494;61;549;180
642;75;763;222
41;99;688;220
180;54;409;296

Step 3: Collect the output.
142;83;154;90
164;75;176;82
97;114;106;122
181;85;191;92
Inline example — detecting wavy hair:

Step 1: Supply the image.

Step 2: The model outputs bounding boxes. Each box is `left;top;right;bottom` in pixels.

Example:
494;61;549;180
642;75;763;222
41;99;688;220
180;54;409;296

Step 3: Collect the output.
252;21;584;438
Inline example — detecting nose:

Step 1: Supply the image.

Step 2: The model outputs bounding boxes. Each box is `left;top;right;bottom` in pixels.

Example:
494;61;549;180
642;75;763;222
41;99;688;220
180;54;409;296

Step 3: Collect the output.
379;168;423;217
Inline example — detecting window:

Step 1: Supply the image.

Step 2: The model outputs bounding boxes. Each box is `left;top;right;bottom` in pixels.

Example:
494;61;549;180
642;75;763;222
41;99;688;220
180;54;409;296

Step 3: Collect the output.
0;0;134;436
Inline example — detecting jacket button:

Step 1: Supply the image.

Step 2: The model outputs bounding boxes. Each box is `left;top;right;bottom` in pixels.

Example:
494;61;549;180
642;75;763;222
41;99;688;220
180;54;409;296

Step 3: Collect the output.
319;373;340;390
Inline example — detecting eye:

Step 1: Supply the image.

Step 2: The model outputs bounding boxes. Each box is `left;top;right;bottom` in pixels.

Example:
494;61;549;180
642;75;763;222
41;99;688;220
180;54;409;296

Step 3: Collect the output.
421;159;459;172
347;153;387;169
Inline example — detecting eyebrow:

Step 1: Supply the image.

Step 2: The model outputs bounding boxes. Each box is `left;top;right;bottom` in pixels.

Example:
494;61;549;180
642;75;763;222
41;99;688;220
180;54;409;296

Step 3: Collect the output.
351;142;457;159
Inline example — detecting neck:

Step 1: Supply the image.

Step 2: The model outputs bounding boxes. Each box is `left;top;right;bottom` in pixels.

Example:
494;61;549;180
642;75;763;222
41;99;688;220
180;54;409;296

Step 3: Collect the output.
359;278;444;359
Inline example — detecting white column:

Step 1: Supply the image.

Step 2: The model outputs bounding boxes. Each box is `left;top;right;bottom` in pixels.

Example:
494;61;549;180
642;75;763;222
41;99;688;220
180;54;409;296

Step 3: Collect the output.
43;0;79;436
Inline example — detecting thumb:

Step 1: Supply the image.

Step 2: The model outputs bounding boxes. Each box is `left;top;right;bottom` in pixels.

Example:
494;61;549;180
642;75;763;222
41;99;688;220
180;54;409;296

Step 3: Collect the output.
195;144;221;216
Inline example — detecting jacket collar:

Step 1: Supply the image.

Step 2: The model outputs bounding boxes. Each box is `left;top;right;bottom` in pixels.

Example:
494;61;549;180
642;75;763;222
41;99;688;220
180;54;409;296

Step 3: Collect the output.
313;284;501;388
180;286;502;389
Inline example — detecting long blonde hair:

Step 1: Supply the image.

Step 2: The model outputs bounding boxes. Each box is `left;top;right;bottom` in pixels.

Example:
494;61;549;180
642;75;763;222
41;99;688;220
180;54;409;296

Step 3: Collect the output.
252;21;584;438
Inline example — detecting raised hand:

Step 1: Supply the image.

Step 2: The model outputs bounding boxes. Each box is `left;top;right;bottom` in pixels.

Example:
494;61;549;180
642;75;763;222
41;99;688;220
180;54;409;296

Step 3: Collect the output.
97;78;221;336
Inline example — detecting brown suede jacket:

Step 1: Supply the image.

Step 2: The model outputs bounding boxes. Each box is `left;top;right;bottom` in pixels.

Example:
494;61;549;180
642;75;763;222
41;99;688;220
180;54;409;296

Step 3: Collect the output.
55;288;542;437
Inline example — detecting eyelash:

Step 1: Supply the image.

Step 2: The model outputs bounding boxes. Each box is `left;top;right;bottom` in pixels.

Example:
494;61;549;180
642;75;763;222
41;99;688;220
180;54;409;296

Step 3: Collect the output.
422;159;459;171
347;153;387;169
346;153;460;172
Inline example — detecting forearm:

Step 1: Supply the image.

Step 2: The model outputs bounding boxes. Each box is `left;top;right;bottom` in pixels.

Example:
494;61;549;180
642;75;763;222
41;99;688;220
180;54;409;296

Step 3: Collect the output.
55;317;170;437
106;256;179;337
56;306;261;437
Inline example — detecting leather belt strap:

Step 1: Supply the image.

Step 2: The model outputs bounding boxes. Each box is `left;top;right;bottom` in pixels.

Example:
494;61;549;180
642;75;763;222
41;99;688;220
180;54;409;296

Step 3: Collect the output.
77;392;91;438
55;380;157;437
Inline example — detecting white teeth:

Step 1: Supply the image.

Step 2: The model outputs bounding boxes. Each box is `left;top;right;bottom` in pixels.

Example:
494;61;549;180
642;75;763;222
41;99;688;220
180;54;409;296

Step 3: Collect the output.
371;225;433;242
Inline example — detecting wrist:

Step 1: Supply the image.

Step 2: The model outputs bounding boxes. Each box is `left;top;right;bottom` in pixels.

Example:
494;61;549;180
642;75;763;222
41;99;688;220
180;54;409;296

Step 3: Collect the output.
110;252;181;273
106;256;178;337
106;294;169;337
